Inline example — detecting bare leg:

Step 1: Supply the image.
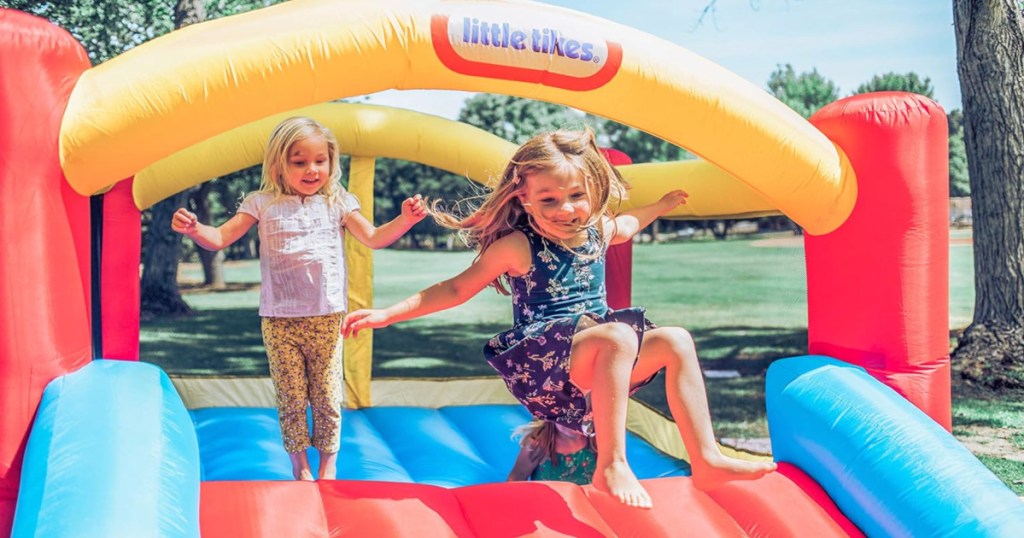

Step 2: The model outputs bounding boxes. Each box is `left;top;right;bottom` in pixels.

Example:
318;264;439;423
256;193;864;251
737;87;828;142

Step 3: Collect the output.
318;451;338;480
570;322;652;509
631;327;776;490
289;451;315;481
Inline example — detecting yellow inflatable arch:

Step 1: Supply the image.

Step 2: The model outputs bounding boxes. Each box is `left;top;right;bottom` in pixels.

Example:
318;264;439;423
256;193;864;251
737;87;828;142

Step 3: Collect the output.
134;101;783;219
60;0;856;234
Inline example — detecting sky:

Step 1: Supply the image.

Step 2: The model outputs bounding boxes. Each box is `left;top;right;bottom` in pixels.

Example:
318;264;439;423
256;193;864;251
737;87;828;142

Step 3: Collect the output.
363;0;960;119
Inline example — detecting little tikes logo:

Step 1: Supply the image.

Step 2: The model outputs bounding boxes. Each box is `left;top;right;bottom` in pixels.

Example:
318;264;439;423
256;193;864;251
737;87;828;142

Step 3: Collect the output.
431;11;622;91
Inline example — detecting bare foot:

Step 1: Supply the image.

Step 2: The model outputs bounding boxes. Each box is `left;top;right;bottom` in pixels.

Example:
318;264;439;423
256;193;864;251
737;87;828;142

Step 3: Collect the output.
289;451;315;481
592;461;652;509
318;451;338;481
691;456;777;491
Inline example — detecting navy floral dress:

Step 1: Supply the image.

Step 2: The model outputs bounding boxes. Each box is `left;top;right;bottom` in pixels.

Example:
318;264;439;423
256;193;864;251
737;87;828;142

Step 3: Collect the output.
485;224;656;436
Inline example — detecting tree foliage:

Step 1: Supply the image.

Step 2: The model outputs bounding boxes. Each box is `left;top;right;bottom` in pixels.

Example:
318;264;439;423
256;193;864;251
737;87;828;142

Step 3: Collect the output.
947;109;970;197
854;71;936;99
848;70;968;198
458;94;587;144
766;63;839;119
1;0;173;63
592;117;693;164
0;1;276;63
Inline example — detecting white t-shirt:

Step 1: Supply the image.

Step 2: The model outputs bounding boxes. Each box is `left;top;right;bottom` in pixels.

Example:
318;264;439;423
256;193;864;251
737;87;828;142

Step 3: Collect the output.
238;191;361;317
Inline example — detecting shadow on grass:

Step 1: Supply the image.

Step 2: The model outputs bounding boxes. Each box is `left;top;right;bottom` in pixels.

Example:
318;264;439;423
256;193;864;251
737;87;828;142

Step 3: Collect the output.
143;309;806;440
371;322;509;377
633;326;808;439
140;307;266;376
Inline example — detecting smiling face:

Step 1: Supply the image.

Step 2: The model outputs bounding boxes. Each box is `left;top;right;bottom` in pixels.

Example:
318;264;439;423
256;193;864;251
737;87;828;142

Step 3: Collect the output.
519;167;593;242
282;135;332;198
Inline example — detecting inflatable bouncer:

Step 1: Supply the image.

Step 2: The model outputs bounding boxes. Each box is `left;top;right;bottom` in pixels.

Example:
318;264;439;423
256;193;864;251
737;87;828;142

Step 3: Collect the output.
3;0;1024;536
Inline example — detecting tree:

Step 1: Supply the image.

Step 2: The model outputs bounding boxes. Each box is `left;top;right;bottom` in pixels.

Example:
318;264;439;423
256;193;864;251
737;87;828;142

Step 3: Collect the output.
140;0;208;318
766;63;839;119
951;0;1024;389
0;0;173;63
854;71;936;98
593;117;693;164
850;71;969;198
7;0;282;313
371;158;457;249
947;109;970;197
458;94;586;143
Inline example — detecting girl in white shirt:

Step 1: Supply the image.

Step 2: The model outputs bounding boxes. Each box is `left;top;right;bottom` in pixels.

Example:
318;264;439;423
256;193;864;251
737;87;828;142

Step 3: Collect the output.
172;116;426;481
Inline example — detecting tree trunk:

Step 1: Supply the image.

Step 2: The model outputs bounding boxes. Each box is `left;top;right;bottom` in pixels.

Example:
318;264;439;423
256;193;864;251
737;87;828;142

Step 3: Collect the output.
141;193;194;318
138;0;210;318
712;220;731;240
192;182;225;288
951;0;1024;389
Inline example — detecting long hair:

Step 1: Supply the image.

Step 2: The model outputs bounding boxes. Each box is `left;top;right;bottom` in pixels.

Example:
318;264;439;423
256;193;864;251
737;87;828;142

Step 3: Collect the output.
433;127;629;293
513;420;597;468
258;116;344;202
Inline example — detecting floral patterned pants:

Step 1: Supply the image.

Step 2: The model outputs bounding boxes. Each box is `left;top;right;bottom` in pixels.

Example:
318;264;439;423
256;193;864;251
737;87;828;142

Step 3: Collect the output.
261;313;344;454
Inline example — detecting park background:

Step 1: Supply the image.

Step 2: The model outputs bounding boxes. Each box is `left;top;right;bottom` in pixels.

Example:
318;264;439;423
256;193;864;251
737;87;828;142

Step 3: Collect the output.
6;0;1018;493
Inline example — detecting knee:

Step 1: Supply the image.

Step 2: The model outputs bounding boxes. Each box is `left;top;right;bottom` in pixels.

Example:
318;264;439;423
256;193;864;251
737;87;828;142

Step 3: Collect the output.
595;322;640;357
655;327;696;358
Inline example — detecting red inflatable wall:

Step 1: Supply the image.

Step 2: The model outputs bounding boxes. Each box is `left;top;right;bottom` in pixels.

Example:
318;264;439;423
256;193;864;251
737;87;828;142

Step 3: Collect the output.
101;178;142;360
807;93;951;428
0;8;93;533
601;147;633;310
199;475;861;537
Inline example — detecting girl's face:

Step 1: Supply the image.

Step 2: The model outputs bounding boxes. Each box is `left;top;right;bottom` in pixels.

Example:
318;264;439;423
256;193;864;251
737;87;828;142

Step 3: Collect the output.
282;135;331;197
519;168;592;241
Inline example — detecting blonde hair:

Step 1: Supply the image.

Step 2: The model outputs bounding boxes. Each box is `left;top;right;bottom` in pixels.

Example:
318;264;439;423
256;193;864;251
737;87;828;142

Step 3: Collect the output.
513;420;597;468
258;116;344;201
433;127;629;293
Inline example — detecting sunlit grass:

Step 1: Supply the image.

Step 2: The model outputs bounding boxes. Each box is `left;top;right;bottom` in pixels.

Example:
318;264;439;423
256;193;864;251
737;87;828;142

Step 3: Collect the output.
143;233;1014;486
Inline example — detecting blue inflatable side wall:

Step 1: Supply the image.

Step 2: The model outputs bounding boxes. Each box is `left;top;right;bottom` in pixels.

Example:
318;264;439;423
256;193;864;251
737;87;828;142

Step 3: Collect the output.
12;360;200;538
767;356;1024;537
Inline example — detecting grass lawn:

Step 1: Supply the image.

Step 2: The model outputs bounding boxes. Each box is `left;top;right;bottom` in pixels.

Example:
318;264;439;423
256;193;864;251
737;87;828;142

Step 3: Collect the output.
144;229;1024;493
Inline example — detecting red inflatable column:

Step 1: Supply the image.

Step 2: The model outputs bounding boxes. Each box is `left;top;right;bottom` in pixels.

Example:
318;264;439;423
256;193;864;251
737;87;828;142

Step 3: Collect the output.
807;93;951;429
601;148;633;310
101;178;142;360
0;9;92;533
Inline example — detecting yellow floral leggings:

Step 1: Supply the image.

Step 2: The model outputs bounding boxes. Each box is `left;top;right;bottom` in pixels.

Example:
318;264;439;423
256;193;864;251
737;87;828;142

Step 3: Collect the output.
261;313;344;454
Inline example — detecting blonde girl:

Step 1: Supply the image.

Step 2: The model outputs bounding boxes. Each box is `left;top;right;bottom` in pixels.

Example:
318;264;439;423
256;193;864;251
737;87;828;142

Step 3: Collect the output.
172;116;427;481
342;128;775;507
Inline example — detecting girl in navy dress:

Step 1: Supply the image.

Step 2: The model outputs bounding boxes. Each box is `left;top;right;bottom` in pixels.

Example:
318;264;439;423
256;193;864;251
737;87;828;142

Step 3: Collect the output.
342;128;776;508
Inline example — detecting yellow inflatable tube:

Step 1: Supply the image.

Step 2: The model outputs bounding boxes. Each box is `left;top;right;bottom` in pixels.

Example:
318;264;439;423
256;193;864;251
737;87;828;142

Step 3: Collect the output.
60;0;855;233
134;102;777;218
133;103;516;210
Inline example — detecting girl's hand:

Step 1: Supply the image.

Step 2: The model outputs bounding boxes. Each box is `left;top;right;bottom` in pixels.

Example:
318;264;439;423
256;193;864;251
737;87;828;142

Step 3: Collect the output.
659;189;689;213
171;208;199;235
401;194;428;224
341;309;391;338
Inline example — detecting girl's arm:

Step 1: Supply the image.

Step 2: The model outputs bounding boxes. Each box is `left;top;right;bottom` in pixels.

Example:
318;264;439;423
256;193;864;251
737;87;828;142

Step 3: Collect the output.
606;189;688;245
345;194;428;249
171;208;256;251
341;231;530;338
507;441;545;482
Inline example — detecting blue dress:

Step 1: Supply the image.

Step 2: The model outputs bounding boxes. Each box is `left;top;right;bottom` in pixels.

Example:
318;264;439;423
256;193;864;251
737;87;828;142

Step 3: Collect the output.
484;224;656;436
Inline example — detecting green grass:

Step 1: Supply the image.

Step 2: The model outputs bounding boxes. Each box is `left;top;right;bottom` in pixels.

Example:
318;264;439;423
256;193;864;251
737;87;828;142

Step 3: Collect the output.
149;232;1024;494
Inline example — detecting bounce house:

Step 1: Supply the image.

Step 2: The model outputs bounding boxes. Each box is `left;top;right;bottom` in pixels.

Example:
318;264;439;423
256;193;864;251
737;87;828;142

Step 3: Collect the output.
3;0;1024;536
